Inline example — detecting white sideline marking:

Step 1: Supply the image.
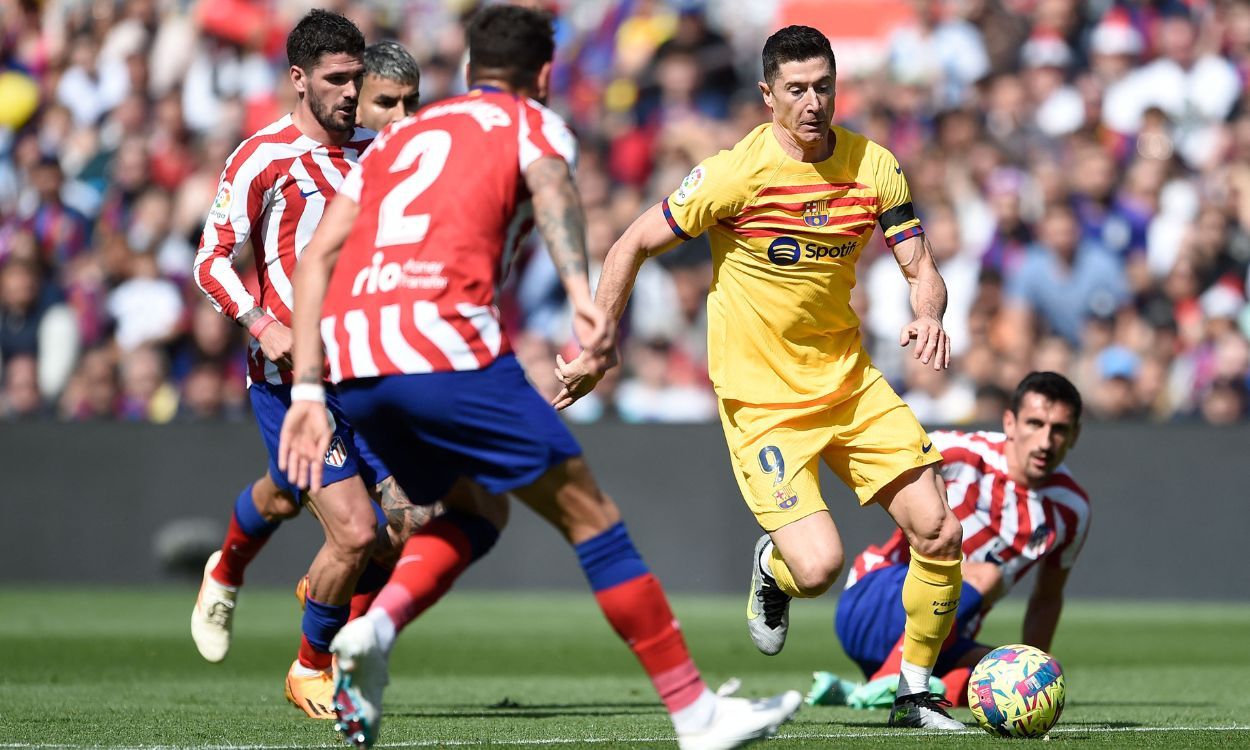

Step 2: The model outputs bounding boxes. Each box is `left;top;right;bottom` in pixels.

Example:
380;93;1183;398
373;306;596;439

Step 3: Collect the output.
2;726;1247;748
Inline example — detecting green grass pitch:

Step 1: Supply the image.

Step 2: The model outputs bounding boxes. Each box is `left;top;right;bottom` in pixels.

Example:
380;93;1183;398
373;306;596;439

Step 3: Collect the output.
1;588;1247;748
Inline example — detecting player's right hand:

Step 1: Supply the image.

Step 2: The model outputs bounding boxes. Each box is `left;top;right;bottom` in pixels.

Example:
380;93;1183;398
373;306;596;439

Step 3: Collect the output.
571;299;614;361
258;322;295;370
278;401;333;491
552;348;617;410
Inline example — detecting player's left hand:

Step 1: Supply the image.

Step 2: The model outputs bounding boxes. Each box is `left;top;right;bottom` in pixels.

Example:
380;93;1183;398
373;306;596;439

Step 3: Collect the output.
900;315;951;371
552;347;618;410
278;401;334;491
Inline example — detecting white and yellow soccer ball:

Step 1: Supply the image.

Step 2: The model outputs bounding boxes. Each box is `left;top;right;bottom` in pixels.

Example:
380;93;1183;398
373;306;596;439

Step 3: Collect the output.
967;644;1066;738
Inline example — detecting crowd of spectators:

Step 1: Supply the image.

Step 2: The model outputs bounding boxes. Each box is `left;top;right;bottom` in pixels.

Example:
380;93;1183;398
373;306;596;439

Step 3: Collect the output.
1;0;1248;426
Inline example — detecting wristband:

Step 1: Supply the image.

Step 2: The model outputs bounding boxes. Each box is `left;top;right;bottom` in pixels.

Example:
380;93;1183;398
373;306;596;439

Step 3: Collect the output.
247;313;277;339
290;383;326;403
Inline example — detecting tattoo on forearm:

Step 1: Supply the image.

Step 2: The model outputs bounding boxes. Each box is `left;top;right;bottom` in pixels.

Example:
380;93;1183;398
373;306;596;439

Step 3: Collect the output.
528;159;587;279
237;307;265;328
376;477;438;537
295;367;321;385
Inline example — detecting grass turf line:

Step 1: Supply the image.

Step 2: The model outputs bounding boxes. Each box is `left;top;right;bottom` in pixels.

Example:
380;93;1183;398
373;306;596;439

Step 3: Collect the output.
0;589;1247;748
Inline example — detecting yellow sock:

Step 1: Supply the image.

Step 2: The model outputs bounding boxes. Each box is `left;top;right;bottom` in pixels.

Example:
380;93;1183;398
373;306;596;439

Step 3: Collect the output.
766;545;811;598
900;550;962;670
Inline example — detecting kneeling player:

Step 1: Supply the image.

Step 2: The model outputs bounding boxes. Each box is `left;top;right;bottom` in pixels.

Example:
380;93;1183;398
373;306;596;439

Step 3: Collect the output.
809;372;1090;708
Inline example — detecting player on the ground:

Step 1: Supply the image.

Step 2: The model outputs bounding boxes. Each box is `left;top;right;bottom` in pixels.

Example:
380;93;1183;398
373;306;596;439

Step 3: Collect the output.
809;372;1090;709
279;6;802;749
554;25;966;730
189;11;404;719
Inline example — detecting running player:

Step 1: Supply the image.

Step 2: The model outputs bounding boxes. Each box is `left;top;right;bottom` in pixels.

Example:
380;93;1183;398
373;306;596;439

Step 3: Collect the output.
190;10;396;718
290;39;433;612
555;26;966;729
810;372;1090;709
280;6;801;749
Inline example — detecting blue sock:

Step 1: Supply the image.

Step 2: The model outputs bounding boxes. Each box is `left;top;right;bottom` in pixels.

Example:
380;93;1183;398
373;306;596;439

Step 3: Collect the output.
575;522;649;592
354;559;391;595
302;596;350;654
441;509;501;561
233;485;280;537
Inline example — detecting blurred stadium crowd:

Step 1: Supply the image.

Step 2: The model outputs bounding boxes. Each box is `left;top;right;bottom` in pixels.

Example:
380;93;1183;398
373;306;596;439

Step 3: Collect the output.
1;0;1248;425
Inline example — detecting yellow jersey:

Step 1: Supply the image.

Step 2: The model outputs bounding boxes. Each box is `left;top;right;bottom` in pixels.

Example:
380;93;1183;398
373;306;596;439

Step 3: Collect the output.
663;123;923;404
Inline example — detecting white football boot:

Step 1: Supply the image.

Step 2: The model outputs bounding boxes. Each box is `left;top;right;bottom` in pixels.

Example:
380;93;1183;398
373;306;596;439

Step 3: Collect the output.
190;550;236;663
746;535;791;656
887;692;967;730
331;617;391;748
677;683;803;750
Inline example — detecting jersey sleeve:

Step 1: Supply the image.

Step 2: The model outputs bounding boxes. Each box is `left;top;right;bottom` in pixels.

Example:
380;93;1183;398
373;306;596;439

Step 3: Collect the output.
338;166;363;204
518;98;578;172
872;144;923;248
661;150;752;241
192;146;271;320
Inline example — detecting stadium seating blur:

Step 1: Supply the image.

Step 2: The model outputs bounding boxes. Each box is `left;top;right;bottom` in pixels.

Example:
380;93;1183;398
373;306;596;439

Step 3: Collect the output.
1;0;1247;425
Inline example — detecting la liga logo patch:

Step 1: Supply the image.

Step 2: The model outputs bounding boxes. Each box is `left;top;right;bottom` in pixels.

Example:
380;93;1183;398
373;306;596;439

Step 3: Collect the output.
671;165;705;206
208;184;233;225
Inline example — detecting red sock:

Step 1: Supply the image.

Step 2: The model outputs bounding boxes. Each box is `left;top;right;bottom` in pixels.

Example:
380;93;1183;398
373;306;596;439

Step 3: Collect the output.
298;634;333;671
870;633;908;682
869;627;961;684
371;518;473;631
349;589;381;621
942;667;971;706
594;573;707;714
212;514;271;587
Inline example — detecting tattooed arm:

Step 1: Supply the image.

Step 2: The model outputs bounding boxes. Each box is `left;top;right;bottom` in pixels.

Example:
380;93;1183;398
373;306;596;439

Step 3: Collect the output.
374;476;440;542
524;156;611;360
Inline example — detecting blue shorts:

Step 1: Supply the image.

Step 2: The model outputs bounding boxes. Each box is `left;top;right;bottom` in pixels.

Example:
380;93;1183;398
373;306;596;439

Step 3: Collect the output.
249;381;391;497
835;564;984;678
334;354;582;505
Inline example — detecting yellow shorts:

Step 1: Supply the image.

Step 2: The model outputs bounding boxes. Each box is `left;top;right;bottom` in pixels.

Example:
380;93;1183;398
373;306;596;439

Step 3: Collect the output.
718;368;939;532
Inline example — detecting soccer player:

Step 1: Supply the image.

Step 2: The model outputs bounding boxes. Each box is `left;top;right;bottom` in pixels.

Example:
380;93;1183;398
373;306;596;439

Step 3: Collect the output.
190;10;399;718
280;6;802;749
811;372;1090;709
555;26;966;730
357;41;421;132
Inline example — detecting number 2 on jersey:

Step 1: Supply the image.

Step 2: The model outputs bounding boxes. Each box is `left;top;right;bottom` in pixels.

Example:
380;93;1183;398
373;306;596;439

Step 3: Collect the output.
376;129;452;248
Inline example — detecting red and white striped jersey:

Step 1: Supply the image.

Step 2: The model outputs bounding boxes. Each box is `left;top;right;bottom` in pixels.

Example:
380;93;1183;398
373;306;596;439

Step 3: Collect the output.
847;430;1091;594
193;115;373;386
320;88;576;382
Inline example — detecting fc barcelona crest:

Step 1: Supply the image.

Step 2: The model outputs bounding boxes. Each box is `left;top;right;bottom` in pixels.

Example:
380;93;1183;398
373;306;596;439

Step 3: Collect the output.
773;483;799;510
802;199;830;227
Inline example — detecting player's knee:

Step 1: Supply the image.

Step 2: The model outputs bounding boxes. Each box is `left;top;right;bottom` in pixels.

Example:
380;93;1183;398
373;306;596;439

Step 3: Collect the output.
255;478;301;521
912;511;962;560
788;548;843;596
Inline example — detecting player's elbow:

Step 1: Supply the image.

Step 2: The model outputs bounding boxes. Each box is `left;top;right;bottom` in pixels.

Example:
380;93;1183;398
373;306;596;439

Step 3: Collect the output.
787;548;844;597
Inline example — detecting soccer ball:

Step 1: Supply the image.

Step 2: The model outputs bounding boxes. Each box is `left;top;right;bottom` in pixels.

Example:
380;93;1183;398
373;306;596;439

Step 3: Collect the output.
967;644;1065;738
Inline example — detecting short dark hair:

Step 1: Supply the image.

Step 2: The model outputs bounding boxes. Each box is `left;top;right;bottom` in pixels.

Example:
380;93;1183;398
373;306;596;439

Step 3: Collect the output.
466;4;555;89
364;41;420;87
286;9;365;71
1011;372;1083;422
762;25;836;84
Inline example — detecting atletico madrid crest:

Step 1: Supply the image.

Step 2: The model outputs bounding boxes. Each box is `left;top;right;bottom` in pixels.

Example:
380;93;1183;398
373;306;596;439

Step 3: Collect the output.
323;436;348;469
802;199;830;227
